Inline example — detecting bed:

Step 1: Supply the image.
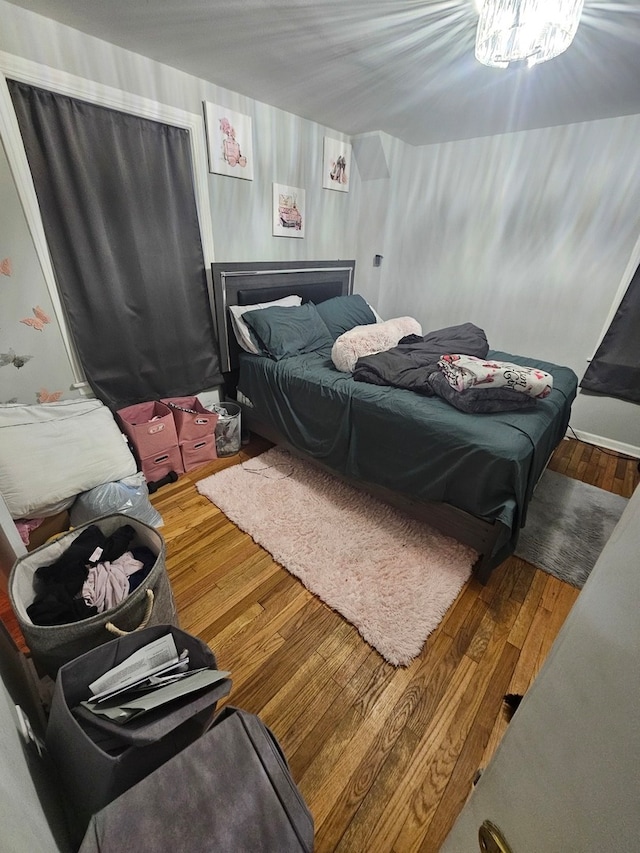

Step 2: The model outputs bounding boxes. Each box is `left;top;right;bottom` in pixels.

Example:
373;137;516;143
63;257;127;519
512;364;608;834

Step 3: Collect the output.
211;260;578;582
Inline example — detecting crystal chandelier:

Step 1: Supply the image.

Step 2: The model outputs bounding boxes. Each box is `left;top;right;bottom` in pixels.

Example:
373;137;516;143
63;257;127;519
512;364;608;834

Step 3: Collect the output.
475;0;585;68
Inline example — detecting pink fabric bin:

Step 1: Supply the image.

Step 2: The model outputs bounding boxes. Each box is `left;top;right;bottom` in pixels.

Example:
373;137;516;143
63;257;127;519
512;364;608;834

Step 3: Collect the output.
116;402;178;461
180;434;217;472
162;397;218;443
140;445;184;483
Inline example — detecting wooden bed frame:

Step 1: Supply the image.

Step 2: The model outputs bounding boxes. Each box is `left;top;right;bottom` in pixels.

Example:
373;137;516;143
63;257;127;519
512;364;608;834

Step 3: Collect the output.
211;259;508;583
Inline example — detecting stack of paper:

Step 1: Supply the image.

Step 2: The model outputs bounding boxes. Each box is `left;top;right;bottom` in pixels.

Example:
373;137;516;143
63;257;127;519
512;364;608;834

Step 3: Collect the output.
78;634;229;725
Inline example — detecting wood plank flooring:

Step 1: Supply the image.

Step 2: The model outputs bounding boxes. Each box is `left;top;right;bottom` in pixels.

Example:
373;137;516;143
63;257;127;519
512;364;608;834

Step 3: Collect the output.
1;436;638;851
151;435;638;852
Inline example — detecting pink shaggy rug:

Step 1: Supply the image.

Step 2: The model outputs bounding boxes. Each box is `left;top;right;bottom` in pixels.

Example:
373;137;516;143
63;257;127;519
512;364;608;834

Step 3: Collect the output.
197;447;476;666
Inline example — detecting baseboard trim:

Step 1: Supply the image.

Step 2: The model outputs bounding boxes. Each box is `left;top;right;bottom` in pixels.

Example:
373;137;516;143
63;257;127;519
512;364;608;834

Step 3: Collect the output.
566;429;640;460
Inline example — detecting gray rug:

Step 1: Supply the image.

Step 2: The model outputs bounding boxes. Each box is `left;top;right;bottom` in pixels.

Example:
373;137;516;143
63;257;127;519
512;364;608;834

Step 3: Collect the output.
514;469;629;587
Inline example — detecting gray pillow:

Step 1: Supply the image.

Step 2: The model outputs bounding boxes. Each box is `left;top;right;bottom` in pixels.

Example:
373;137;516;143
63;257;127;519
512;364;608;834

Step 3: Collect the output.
242;302;333;360
313;294;376;340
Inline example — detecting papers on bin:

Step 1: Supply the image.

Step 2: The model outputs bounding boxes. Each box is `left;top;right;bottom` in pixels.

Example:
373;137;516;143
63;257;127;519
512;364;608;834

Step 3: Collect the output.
80;633;229;725
88;634;189;702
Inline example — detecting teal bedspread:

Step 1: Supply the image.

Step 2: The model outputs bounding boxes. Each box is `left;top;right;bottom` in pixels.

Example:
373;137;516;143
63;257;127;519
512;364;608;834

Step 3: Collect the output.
237;348;578;559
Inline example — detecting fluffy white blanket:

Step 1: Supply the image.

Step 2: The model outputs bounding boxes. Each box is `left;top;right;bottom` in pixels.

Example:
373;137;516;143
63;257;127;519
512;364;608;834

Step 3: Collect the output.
331;317;422;373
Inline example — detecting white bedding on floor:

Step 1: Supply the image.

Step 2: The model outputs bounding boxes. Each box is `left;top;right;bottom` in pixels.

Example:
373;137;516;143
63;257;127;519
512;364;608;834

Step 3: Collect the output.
0;399;137;518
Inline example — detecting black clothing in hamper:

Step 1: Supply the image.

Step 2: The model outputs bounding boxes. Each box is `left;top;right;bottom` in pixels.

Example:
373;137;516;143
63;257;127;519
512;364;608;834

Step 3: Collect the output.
78;707;314;853
10;514;179;677
126;546;157;593
26;525;103;626
27;524;137;626
95;524;136;563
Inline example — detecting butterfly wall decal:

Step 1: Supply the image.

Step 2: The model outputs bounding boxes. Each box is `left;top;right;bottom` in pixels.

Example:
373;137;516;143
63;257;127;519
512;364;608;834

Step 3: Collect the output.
0;348;33;369
37;388;63;403
0;258;11;276
20;305;51;331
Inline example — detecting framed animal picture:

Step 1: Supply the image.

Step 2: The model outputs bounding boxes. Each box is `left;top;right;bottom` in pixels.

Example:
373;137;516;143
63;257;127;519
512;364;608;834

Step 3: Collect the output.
322;137;351;192
203;103;254;180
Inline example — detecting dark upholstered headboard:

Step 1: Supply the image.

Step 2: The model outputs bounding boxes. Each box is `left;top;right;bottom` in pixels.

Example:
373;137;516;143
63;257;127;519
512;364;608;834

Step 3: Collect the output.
212;260;356;372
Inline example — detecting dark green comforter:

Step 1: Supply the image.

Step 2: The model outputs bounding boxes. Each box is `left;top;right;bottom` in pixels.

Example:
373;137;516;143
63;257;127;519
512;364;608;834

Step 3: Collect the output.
237;347;578;560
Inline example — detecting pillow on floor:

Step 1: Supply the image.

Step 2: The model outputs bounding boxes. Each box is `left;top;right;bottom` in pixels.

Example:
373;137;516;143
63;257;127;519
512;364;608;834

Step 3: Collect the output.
331;317;422;372
0;399;137;518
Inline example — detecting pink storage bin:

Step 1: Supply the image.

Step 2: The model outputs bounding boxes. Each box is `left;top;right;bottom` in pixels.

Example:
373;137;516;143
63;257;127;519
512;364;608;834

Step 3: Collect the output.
180;434;217;472
140;445;184;483
116;401;178;461
162;397;218;443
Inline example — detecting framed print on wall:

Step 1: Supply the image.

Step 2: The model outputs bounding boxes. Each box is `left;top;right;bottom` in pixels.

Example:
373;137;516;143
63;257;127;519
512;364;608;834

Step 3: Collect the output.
203;102;254;180
272;183;305;238
322;136;351;192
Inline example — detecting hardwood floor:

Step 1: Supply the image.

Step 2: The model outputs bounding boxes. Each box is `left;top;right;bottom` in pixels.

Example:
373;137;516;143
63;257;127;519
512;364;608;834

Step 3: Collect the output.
151;435;638;852
1;436;638;851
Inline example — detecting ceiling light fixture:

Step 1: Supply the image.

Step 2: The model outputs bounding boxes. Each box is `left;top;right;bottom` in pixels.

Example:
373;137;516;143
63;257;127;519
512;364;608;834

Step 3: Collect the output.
475;0;585;68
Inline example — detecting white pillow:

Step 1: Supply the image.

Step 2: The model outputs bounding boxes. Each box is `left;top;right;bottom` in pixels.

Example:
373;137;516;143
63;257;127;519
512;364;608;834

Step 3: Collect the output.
228;295;303;353
367;302;385;323
0;399;137;518
331;316;422;373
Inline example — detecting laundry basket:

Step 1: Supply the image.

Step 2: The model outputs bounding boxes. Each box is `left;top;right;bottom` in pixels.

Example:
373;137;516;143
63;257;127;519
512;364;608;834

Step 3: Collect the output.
46;624;231;845
214;402;241;457
8;514;179;677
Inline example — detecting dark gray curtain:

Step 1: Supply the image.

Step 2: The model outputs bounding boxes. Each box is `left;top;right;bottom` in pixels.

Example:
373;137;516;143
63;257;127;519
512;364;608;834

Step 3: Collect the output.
580;264;640;404
9;81;222;410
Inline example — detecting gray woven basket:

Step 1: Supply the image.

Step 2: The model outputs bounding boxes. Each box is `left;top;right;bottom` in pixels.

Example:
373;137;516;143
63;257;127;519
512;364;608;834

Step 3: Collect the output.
9;514;179;677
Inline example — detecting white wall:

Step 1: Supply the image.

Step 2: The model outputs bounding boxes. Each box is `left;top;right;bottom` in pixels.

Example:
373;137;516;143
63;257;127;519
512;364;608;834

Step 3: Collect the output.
0;139;77;405
0;622;71;852
356;122;640;453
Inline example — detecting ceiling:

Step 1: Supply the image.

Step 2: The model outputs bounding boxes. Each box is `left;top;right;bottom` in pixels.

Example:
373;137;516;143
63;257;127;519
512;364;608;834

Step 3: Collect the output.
6;0;640;145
